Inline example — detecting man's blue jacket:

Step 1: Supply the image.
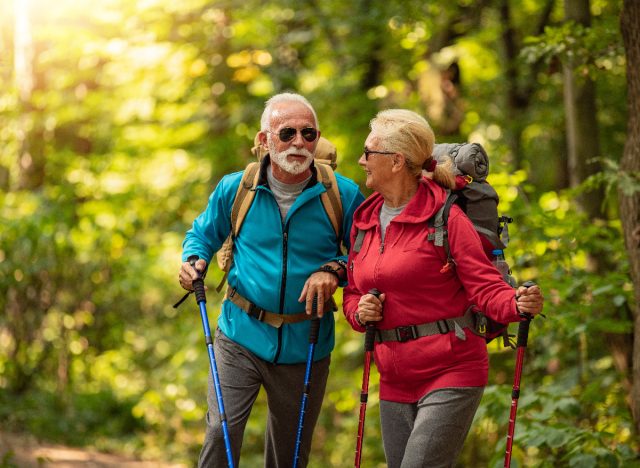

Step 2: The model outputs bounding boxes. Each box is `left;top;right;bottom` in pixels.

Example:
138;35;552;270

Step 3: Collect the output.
182;157;364;364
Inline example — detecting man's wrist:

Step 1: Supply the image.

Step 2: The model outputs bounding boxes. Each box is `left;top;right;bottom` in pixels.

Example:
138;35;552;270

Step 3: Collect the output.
316;264;341;281
317;261;348;282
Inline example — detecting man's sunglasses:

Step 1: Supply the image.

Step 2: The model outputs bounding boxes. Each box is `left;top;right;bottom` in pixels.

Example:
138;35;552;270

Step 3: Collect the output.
269;127;318;143
363;148;396;161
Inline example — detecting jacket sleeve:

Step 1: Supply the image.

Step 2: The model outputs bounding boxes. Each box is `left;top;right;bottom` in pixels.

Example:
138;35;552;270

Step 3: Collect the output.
446;207;520;324
328;178;365;286
342;224;366;332
181;174;238;265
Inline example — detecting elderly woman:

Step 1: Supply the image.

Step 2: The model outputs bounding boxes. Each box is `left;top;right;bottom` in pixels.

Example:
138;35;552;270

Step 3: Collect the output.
343;109;544;468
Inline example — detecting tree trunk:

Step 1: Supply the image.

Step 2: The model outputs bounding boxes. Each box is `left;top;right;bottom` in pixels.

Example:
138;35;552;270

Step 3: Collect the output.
563;0;605;218
15;0;45;190
500;0;524;168
620;0;640;434
499;0;554;171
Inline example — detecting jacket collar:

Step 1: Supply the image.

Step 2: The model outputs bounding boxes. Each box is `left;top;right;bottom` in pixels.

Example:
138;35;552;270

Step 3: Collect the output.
353;177;449;230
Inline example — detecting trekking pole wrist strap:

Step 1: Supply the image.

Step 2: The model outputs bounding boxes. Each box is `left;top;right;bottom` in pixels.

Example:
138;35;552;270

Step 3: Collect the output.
173;290;193;308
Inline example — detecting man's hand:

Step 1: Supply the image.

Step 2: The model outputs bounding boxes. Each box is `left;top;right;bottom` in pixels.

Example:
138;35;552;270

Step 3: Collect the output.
298;269;339;317
179;259;207;291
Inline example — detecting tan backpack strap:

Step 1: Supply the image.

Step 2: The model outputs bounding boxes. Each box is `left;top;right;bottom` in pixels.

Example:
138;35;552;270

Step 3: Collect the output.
215;269;229;293
231;162;261;238
215;163;261;292
315;163;343;242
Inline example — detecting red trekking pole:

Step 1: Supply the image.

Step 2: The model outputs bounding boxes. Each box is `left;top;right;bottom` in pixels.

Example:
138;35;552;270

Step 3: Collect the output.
354;288;381;468
504;281;536;468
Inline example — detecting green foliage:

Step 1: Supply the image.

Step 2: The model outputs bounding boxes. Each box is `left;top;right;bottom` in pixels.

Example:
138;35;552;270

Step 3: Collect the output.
584;157;640;198
0;0;635;466
465;176;637;467
521;21;625;79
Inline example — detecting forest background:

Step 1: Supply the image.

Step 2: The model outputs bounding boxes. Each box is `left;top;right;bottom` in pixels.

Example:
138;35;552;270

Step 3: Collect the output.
1;0;640;466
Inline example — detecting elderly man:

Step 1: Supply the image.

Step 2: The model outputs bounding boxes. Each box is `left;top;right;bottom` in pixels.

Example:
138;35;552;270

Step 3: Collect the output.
179;92;364;467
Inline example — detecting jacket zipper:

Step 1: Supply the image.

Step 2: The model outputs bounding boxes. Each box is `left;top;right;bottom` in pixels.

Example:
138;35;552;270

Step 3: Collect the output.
274;228;288;363
379;223;387;253
375;226;386;281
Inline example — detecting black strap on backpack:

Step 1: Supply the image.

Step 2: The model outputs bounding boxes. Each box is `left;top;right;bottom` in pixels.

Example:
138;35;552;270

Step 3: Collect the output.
427;191;458;272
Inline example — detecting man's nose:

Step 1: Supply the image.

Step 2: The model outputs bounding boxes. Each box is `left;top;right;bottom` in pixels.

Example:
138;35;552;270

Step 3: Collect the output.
291;131;305;147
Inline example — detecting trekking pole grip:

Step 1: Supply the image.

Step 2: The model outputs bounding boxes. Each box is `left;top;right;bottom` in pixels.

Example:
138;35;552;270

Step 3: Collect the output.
364;289;381;352
309;296;321;344
188;255;207;304
516;281;536;347
309;317;321;344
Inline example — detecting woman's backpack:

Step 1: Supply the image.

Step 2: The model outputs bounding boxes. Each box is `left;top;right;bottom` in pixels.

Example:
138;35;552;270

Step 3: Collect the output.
430;142;516;347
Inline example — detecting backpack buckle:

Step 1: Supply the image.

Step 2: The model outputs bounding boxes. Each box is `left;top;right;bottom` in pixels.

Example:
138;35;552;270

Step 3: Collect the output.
436;320;450;334
248;303;266;322
395;325;417;342
476;314;487;335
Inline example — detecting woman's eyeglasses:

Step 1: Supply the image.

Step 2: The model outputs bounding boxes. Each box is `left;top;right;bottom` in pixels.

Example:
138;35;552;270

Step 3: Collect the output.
363;148;396;160
269;127;318;143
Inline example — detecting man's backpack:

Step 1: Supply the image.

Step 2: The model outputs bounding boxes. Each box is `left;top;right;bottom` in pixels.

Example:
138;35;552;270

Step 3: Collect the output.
214;133;343;292
430;142;516;346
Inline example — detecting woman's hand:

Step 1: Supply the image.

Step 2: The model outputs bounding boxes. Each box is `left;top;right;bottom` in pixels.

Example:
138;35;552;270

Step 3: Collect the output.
356;292;386;325
515;284;544;316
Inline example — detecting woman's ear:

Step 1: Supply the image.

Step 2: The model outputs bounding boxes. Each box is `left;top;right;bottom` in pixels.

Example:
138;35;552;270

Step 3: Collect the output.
391;153;407;173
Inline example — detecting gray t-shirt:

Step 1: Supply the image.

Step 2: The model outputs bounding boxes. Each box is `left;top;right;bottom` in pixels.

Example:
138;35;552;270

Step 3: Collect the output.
379;202;406;241
267;166;311;220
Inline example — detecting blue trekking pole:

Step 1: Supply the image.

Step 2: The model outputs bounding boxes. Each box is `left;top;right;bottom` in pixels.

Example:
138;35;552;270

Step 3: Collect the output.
188;255;235;468
292;299;321;468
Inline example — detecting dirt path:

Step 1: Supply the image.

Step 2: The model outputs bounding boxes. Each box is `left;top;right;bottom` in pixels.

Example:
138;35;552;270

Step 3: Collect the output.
0;432;187;468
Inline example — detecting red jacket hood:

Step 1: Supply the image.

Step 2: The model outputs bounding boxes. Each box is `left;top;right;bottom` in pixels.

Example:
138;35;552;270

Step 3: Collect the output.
353;177;449;230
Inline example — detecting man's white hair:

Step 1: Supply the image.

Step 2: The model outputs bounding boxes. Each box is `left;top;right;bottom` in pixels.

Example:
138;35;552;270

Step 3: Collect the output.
260;93;319;131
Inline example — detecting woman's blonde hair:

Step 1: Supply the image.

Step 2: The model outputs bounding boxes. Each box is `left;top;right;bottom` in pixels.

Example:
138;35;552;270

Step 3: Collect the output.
369;109;456;189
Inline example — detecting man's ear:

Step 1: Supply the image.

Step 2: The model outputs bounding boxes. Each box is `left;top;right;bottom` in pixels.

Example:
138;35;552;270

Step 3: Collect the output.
258;131;268;148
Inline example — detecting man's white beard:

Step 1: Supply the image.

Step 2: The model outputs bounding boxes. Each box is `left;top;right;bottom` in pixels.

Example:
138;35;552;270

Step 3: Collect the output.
269;139;314;175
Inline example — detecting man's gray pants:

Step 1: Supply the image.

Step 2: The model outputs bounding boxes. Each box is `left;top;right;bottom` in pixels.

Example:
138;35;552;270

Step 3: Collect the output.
198;328;330;468
380;386;484;468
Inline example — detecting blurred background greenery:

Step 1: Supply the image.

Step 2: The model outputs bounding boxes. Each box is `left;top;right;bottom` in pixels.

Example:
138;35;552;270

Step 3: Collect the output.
1;0;638;466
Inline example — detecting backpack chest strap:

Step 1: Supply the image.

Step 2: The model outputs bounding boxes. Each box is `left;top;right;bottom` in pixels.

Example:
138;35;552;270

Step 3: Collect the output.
225;287;337;328
374;307;480;343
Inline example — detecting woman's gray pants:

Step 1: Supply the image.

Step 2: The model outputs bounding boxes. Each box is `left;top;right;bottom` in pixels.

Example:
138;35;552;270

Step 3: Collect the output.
198;328;330;468
380;387;484;468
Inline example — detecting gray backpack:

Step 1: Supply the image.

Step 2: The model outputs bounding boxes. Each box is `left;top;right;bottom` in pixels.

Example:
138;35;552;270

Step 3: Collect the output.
430;142;516;345
431;142;510;257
